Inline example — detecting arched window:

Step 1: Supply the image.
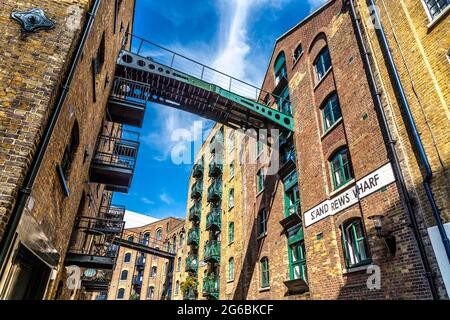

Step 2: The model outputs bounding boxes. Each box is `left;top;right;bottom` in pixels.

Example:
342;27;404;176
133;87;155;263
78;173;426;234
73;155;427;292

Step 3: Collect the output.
321;93;342;131
228;258;235;281
124;252;131;263
61;120;80;179
175;281;180;295
142;232;150;245
340;218;370;267
156;229;162;241
150;266;157;278
127;235;134;242
172;235;177;252
314;47;332;82
177;257;182;272
274;52;287;85
179;232;185;246
228;222;234;244
228;188;234;209
260;257;270;288
120;270;128;281
117;288;125;299
147;286;154;300
329;147;353;189
258;209;268;237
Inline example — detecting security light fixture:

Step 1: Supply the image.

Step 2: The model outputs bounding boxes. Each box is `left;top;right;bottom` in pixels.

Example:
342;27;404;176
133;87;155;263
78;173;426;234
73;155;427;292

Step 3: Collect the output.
368;214;396;256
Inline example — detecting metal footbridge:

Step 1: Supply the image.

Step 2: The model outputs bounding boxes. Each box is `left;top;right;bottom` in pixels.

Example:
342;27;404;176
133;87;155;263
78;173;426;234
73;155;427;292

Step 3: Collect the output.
109;33;294;132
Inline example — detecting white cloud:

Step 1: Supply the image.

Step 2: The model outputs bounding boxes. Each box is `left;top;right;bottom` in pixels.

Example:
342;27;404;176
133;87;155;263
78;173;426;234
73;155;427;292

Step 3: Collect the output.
141;197;155;205
124;210;159;229
159;192;174;205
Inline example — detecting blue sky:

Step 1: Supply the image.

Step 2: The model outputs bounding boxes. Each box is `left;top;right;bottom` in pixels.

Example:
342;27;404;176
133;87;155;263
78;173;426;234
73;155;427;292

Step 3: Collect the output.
113;0;327;219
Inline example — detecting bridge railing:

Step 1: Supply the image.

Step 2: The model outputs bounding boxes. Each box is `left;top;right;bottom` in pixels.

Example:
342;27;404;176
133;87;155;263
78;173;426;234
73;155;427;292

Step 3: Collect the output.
126;33;290;111
122;229;175;255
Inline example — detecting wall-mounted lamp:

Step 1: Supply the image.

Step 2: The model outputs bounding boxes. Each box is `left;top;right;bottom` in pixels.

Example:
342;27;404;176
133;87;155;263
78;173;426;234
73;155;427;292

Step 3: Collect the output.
368;214;396;256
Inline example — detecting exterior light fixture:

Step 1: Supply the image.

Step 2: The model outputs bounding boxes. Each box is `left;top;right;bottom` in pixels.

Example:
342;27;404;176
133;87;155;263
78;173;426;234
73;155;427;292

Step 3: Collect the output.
368;214;396;256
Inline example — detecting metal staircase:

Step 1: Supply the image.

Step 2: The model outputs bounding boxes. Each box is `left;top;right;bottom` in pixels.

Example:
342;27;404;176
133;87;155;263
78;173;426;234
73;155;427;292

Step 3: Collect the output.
111;33;294;132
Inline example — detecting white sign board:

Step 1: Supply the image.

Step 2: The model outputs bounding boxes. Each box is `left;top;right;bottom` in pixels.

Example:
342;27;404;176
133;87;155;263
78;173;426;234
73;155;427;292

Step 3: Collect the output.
304;162;396;227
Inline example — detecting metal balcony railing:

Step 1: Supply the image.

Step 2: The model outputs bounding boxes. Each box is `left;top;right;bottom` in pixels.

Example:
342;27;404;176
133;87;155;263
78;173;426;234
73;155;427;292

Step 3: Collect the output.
185;254;198;273
208;158;223;178
99;204;126;221
183;288;197;300
136;255;146;268
188;203;201;222
190;181;203;200
204;240;220;263
207;180;222;203
133;275;143;287
202;275;219;299
205;208;221;231
192;162;204;178
187;228;199;246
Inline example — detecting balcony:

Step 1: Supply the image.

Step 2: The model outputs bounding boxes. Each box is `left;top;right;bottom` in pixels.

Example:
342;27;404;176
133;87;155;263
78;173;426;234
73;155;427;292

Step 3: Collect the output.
185;254;198;274
280;201;302;230
209;131;224;153
90;130;140;194
187;228;199;246
188;203;201;222
205;208;221;231
202;275;219;300
183;288;197;300
81;271;112;293
207;180;222;203
203;240;220;264
107;77;147;128
208;158;223;178
192;162;204;178
99;204;125;221
133;275;143;287
136;255;146;268
64;216;124;269
190;181;203;200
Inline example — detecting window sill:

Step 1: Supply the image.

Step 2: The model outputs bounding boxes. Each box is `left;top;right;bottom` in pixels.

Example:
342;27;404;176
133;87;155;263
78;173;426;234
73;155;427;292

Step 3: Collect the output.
313;67;332;91
228;241;234;246
259;286;270;292
329;178;355;198
227;279;234;283
427;6;450;29
320;118;343;140
342;262;372;275
256;189;265;197
257;233;267;241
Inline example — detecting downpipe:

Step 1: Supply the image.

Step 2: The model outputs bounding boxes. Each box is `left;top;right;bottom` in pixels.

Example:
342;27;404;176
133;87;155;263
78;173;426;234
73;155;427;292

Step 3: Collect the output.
348;0;439;299
0;0;102;275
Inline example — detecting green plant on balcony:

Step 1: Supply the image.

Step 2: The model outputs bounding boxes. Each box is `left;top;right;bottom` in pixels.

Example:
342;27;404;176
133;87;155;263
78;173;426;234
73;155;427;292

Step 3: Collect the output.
202;275;219;299
129;293;140;300
189;203;201;221
191;181;203;199
181;276;198;300
207;180;222;203
208;157;223;178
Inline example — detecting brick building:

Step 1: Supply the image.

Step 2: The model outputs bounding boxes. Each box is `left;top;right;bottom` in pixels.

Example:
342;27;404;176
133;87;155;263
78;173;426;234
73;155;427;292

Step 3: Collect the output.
0;0;137;299
107;217;185;300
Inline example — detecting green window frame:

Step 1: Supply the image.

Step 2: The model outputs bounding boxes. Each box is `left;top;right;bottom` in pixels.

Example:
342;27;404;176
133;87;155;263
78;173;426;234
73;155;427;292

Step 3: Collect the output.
274;52;287;84
277;86;292;116
260;257;270;288
256;139;264;158
340;219;370;268
314;47;332;82
230;161;234;178
257;168;265;193
228;222;234;243
330;147;353;189
228;258;235;281
258;209;268;237
288;240;307;281
228;188;234;208
322;93;342;131
284;182;300;218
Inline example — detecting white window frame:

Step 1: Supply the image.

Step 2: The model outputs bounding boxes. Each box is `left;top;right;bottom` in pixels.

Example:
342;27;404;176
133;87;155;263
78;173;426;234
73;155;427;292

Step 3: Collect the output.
421;0;450;24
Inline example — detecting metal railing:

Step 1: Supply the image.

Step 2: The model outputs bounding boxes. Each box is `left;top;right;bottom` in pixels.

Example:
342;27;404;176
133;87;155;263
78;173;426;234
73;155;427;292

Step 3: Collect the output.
204;240;220;262
110;76;150;107
127;33;291;109
205;208;221;230
99;204;126;221
122;229;174;254
191;181;203;199
207;180;222;202
187;228;200;246
185;254;198;273
189;203;201;221
202;275;219;298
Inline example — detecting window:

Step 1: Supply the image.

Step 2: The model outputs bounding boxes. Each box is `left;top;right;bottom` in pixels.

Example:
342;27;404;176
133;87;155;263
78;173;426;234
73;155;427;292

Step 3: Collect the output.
228;131;235;153
228;222;235;244
293;43;303;62
330;147;353;189
228;188;234;209
289;241;307;281
151;266;157;278
156;229;162;241
284;183;300;217
179;233;185;246
147;286;154;300
175;281;180;295
93;32;105;74
274;52;287;86
340;218;370;267
277;86;292;116
256;139;264;158
260;257;270;288
120;270;128;281
230;161;235;178
124;252;131;263
322;93;342;131
228;258;235;281
142;232;150;245
258;209;268;237
257;168;265;193
173;236;177;252
117;288;125;299
61;121;79;179
177;257;182;272
127;235;134;242
424;0;449;20
314;47;332;82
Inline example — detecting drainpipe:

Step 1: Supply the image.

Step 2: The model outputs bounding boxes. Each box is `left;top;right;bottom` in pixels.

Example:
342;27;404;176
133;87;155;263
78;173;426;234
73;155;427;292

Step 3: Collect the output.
0;0;102;273
348;0;439;299
363;0;450;263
